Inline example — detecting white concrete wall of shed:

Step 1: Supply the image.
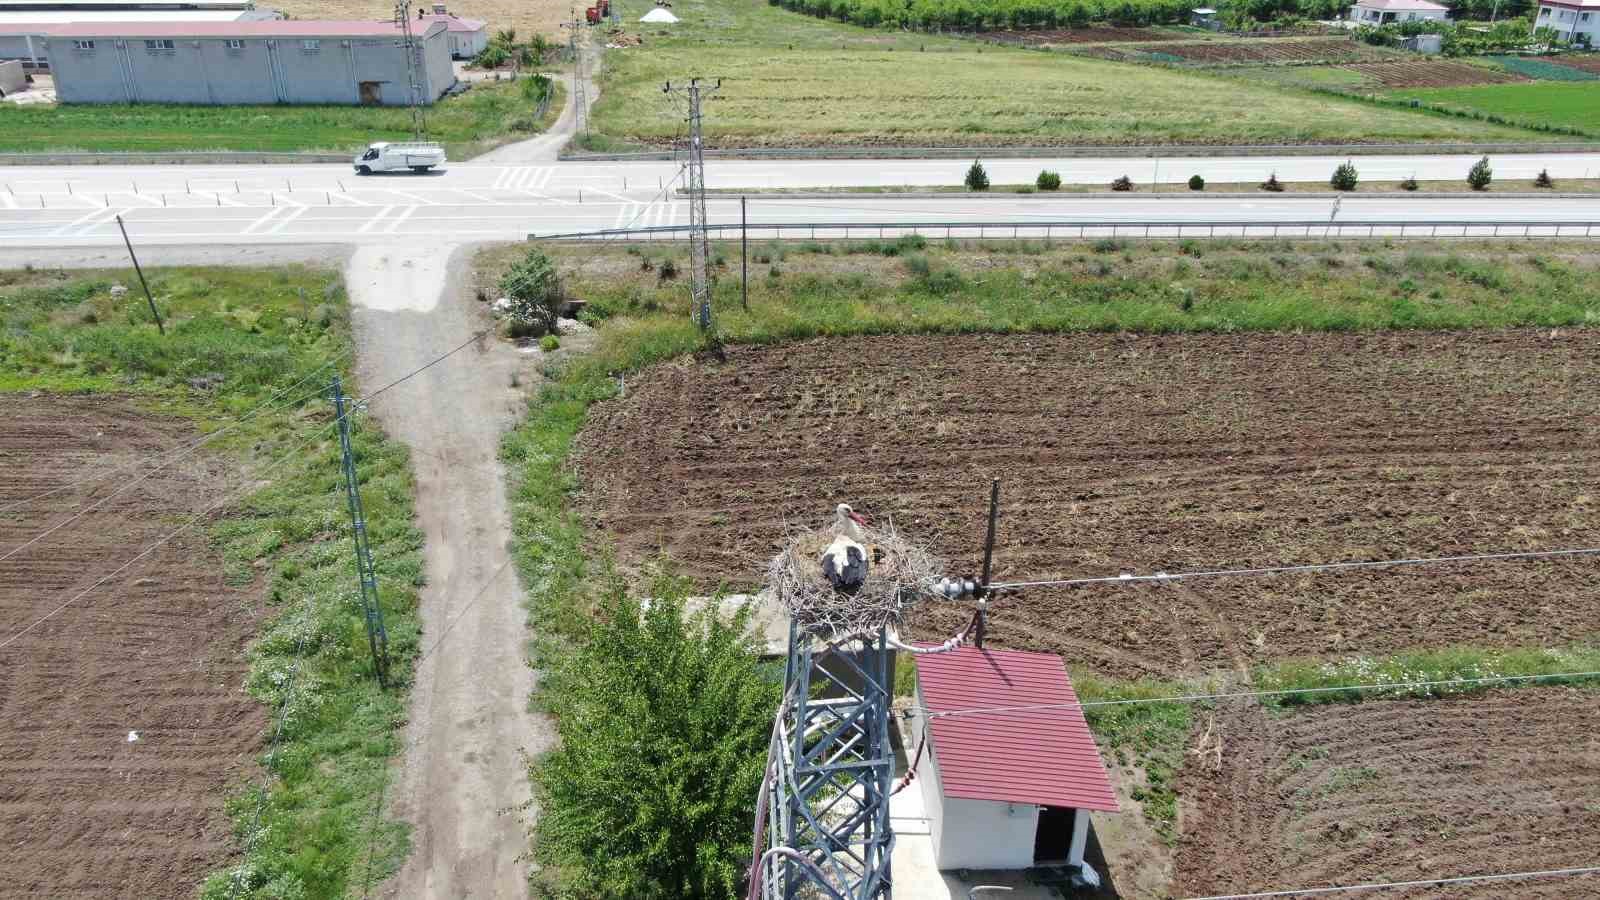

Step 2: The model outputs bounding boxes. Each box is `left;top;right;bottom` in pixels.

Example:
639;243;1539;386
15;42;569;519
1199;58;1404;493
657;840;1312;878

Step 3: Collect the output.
444;27;485;58
0;59;24;92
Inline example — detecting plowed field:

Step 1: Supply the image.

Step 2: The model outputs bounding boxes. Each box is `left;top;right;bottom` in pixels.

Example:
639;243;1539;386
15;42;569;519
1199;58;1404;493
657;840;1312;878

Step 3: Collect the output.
575;330;1600;679
1346;60;1528;87
1175;688;1600;897
1142;38;1383;63
989;26;1178;44
0;396;263;898
1556;56;1600;75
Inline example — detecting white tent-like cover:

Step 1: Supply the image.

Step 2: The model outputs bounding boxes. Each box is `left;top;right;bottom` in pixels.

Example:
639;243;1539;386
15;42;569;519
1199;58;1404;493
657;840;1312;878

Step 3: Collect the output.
640;8;679;23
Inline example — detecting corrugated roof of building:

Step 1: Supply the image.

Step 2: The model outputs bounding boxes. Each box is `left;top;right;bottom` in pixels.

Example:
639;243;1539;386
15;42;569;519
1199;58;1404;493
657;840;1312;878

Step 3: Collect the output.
419;12;483;32
1352;0;1449;9
915;645;1119;813
46;17;443;36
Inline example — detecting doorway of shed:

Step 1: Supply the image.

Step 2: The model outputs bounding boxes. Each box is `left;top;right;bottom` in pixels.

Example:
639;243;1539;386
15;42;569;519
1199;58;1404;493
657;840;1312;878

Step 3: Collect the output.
1033;806;1074;864
360;81;381;105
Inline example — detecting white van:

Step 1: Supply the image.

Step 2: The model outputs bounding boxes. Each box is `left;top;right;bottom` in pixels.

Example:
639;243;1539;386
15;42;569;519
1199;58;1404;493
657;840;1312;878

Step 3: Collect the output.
353;142;446;175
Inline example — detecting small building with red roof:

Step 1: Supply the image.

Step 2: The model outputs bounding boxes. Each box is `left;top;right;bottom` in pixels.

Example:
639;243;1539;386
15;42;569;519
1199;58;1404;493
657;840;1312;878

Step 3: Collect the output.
910;645;1119;883
415;3;485;60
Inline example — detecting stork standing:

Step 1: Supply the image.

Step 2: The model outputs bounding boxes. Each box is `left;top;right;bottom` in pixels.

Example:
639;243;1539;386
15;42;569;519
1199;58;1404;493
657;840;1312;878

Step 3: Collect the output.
821;503;870;594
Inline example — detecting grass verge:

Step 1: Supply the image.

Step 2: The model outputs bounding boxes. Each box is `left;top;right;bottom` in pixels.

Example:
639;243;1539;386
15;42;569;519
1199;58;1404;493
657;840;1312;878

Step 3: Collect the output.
589;0;1547;148
1384;82;1600;137
0;77;563;158
1254;645;1600;707
0;265;422;898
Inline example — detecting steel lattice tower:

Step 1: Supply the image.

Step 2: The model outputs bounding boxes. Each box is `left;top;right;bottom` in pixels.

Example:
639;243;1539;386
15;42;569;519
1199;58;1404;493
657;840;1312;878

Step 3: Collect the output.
395;0;426;141
760;624;896;899
665;78;718;332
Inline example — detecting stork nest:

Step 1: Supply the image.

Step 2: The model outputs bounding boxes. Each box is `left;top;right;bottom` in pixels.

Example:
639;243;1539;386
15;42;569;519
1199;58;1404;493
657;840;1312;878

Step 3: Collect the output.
766;519;944;640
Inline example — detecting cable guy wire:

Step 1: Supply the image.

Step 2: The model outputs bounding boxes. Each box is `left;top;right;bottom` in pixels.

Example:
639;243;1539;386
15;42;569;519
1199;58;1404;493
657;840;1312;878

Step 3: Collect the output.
1182;864;1600;899
986;545;1600;592
0;354;343;516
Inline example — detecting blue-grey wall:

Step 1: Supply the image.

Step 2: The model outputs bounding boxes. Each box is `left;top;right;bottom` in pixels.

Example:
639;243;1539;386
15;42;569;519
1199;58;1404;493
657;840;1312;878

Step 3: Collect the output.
46;27;454;105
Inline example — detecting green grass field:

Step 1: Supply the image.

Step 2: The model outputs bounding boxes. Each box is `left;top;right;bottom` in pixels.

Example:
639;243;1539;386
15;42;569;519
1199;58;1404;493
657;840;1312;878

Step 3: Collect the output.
0;78;561;157
1388;82;1600;136
588;0;1550;148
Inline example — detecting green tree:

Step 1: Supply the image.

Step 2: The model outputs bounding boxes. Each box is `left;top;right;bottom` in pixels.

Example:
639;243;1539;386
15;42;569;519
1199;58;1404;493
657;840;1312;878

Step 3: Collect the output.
499;247;563;335
533;577;782;899
1330;160;1359;192
1467;155;1493;191
1036;169;1062;191
965;159;990;191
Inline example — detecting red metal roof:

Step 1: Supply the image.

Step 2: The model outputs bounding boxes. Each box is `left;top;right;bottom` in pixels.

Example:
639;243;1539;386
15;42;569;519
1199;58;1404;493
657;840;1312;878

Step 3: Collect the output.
915;646;1120;813
45;19;444;37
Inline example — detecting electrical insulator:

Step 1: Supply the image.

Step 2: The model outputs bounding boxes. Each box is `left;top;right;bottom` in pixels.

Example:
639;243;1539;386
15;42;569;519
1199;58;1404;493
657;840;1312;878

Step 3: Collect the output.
933;576;979;599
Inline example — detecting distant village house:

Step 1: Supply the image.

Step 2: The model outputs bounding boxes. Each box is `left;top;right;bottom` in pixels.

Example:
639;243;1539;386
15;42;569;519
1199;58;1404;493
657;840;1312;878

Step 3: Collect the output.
1536;0;1598;44
1348;0;1450;24
417;2;484;59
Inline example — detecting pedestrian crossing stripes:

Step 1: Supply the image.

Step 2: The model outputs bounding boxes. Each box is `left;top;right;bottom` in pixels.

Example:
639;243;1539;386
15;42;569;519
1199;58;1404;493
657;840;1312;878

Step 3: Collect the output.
612;199;679;231
491;167;556;192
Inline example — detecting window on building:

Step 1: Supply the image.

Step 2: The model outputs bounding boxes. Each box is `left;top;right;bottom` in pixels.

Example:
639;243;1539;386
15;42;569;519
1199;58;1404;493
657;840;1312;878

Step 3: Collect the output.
1582;12;1591;20
144;38;175;50
225;38;245;49
72;39;95;50
1539;6;1550;14
301;39;320;50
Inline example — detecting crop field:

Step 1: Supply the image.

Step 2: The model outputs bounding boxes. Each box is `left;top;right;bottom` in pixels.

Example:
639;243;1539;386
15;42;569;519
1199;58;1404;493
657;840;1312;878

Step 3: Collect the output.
574;329;1600;679
591;0;1551;148
1175;688;1600;896
1556;55;1600;75
0;395;264;896
1391;82;1600;135
1345;59;1528;88
988;25;1181;43
1084;37;1390;64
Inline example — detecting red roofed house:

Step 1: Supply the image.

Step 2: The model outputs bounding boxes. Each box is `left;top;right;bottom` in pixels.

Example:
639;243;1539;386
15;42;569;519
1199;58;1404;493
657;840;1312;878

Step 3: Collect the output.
1348;0;1449;24
911;646;1119;886
417;3;486;59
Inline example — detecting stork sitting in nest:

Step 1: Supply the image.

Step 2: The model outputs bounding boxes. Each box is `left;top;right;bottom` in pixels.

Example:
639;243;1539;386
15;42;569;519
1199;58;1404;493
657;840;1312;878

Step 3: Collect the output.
821;503;870;595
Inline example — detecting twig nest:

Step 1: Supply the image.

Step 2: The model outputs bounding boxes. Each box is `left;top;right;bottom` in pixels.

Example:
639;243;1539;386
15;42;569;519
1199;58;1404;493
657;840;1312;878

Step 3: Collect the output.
766;518;943;640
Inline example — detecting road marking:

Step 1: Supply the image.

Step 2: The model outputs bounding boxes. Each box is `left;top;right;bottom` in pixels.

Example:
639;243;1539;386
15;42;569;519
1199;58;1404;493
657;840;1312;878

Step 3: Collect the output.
457;189;496;204
266;205;310;234
50;206;120;236
241;205;289;235
587;188;633;204
385;188;433;205
519;189;572;206
384;204;420;234
534;167;554;190
356;205;396;234
614;202;640;229
328;192;369;207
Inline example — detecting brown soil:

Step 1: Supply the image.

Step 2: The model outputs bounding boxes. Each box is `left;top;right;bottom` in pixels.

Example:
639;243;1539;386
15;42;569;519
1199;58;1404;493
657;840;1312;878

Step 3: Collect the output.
989;26;1179;45
1344;60;1529;88
1552;56;1600;75
1145;38;1384;63
0;395;264;898
574;330;1600;679
1174;688;1600;897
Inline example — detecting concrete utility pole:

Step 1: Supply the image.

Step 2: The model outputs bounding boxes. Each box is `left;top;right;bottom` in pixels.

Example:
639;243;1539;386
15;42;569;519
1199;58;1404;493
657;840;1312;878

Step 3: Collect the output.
664;77;720;333
115;214;164;335
395;0;427;141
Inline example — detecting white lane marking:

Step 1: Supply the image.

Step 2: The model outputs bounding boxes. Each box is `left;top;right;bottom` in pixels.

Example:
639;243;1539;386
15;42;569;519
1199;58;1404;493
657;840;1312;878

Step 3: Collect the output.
666;201;678;227
534;167;554;190
356;204;396;234
587;188;634;204
457;189;496;204
272;192;306;208
51;206;122;237
329;192;369;207
240;205;289;235
385;188;433;205
614;202;640;229
0;191;15;210
266;205;310;234
383;204;420;234
520;189;572;205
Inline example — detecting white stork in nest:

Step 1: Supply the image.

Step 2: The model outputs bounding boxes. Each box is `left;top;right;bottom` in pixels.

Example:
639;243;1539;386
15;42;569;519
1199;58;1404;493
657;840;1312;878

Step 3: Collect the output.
821;503;870;595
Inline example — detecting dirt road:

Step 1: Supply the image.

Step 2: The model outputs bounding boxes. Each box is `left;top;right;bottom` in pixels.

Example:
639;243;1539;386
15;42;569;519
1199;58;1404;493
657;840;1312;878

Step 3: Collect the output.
346;244;553;899
472;37;599;165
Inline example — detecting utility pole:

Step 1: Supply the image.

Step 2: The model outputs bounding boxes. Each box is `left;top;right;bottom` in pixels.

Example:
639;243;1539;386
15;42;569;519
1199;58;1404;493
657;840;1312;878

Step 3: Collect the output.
115;214;163;335
330;375;391;689
561;10;588;136
740;195;749;312
664;77;720;334
395;0;426;141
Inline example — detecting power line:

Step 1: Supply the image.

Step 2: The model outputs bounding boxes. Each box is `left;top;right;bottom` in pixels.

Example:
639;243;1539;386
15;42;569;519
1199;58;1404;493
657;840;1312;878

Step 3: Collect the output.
1182;864;1600;899
986;545;1600;592
1;332;487;652
911;668;1600;720
0;355;344;516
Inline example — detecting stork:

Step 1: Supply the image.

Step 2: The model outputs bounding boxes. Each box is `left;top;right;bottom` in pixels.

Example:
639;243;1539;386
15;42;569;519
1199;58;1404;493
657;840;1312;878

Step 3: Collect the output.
821;503;870;595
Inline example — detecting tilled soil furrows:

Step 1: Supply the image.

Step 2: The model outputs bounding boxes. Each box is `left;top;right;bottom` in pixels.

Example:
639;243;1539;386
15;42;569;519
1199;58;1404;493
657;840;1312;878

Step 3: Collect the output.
1174;689;1600;897
575;330;1600;678
0;395;263;898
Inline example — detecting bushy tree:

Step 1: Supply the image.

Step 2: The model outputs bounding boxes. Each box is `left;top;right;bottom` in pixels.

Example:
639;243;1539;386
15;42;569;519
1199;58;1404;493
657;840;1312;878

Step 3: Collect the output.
532;577;782;899
1110;174;1134;192
1330;160;1359;192
1535;168;1554;188
1260;172;1284;192
1188;174;1205;191
1467;155;1493;191
1036;169;1062;191
965;160;990;191
499;247;562;335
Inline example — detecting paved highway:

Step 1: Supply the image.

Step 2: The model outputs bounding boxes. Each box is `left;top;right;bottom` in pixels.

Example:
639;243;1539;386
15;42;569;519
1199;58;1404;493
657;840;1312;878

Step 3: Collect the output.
4;155;1600;247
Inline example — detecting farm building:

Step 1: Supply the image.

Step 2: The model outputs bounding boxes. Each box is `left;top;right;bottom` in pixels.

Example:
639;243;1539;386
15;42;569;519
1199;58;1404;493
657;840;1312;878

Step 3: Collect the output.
1536;0;1598;45
0;0;278;67
417;2;483;58
910;645;1119;886
44;18;454;104
1348;0;1449;23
